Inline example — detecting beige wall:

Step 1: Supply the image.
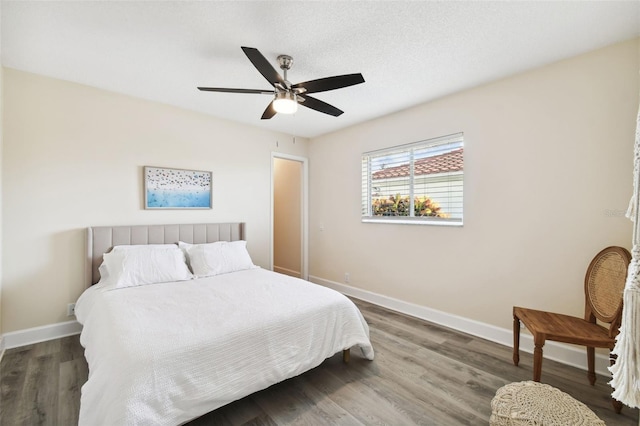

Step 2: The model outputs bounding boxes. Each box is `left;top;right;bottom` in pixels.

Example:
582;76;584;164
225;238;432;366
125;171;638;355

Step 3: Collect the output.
1;68;309;333
273;158;302;277
2;38;639;337
309;38;640;330
0;0;4;351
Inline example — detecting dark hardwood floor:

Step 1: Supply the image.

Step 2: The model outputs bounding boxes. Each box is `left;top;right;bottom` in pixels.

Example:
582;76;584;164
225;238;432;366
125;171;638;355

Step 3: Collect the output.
2;299;638;425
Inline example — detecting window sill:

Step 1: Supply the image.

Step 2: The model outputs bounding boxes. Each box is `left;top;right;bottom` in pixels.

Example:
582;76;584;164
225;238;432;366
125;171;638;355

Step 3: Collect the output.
361;217;463;227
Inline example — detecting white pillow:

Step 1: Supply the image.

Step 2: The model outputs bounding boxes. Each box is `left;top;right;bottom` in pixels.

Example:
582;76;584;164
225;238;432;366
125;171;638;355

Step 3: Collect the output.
99;244;193;288
177;240;221;268
178;240;255;278
99;243;179;283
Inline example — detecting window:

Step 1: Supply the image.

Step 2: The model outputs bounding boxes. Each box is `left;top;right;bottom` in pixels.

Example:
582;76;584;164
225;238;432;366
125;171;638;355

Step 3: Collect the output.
361;133;463;226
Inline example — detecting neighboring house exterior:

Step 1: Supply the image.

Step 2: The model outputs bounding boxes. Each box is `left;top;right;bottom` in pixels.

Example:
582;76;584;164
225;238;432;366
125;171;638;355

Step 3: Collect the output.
371;148;463;219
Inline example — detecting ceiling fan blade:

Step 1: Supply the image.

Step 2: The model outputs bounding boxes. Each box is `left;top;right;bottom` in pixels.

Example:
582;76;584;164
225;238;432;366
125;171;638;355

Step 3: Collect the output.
299;95;344;117
292;73;364;94
241;46;285;87
261;101;277;120
197;87;273;94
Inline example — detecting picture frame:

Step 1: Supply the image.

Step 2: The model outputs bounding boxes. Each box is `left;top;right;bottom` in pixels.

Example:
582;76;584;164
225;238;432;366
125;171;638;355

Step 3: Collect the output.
144;166;212;209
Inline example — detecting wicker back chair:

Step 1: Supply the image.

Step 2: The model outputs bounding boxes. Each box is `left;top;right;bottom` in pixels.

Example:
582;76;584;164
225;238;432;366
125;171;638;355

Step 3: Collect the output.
512;246;630;413
585;248;629;333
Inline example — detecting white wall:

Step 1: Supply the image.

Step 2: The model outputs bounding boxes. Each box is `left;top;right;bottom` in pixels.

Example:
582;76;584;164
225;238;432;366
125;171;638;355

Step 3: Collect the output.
0;0;4;355
2;38;638;343
1;68;308;333
309;38;640;331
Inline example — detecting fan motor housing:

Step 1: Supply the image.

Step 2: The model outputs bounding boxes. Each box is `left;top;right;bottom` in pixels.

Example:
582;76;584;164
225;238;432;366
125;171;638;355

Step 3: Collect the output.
277;55;293;71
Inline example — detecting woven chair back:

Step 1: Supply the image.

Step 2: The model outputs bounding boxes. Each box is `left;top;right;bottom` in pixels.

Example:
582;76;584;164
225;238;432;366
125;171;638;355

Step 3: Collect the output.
584;246;630;324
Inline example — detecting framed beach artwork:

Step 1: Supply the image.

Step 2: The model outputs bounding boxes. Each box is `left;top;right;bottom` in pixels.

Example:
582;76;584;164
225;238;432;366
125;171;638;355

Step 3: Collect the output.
144;166;212;209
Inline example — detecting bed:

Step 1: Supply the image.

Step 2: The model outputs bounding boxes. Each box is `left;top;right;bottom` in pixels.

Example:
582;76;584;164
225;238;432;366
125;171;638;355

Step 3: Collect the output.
75;223;374;425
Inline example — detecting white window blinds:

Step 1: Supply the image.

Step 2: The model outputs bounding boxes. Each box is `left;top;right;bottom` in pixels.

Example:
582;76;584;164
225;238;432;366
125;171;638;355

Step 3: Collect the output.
361;133;464;226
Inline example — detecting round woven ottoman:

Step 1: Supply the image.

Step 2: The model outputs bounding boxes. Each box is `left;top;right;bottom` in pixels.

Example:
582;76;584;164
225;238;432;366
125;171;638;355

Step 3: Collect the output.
490;381;605;425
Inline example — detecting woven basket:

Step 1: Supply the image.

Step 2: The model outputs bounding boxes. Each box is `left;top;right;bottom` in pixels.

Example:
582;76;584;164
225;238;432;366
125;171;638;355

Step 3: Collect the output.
490;381;605;426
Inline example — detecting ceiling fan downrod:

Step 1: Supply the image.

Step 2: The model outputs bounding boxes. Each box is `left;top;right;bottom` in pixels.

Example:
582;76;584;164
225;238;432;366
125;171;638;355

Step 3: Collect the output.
277;54;294;83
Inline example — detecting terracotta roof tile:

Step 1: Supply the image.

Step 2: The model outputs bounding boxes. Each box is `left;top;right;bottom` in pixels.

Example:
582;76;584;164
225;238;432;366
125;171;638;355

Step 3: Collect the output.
372;148;463;179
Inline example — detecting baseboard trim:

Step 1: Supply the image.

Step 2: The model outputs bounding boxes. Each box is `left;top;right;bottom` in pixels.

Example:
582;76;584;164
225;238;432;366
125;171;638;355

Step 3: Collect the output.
2;320;82;350
0;336;5;364
309;275;612;377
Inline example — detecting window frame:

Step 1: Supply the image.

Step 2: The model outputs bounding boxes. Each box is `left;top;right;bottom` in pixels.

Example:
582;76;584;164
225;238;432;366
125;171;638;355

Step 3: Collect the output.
361;132;464;226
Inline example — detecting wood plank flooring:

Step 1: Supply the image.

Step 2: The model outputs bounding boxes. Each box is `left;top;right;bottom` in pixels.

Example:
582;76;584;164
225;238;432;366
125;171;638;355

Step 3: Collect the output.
1;332;87;425
1;298;638;425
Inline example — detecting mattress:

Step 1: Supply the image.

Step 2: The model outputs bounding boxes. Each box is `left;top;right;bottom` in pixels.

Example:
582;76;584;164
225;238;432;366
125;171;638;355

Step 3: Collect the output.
75;267;374;425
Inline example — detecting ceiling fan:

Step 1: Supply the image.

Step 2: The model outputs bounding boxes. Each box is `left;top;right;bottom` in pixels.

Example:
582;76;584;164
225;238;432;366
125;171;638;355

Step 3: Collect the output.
197;46;365;120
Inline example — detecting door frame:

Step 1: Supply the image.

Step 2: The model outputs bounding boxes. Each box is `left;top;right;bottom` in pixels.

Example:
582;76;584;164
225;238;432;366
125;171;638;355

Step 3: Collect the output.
270;152;309;280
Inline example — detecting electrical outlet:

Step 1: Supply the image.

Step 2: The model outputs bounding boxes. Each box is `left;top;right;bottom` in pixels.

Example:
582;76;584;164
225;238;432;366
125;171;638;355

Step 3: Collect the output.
344;273;350;283
67;303;76;317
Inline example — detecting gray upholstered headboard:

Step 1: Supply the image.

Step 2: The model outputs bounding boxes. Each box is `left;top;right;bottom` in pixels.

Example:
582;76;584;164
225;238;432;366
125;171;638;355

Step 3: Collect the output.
86;223;246;286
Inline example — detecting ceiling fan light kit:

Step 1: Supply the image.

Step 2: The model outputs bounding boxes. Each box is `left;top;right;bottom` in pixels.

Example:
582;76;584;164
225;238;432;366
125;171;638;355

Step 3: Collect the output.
198;46;364;120
273;91;298;114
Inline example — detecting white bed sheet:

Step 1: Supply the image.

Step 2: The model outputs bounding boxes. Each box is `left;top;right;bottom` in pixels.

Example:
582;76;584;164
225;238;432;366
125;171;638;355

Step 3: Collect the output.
75;268;374;425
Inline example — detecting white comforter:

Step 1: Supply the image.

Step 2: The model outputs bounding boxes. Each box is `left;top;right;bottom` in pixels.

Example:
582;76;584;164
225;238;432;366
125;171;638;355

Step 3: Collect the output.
75;268;374;425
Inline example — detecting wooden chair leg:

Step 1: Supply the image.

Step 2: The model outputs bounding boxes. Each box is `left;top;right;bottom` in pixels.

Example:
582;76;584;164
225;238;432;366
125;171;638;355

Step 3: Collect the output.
533;338;544;382
513;316;520;366
612;399;623;414
587;346;596;385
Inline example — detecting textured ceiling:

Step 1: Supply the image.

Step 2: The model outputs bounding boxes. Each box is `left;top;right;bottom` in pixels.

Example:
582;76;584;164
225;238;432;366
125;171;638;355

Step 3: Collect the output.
2;1;639;138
